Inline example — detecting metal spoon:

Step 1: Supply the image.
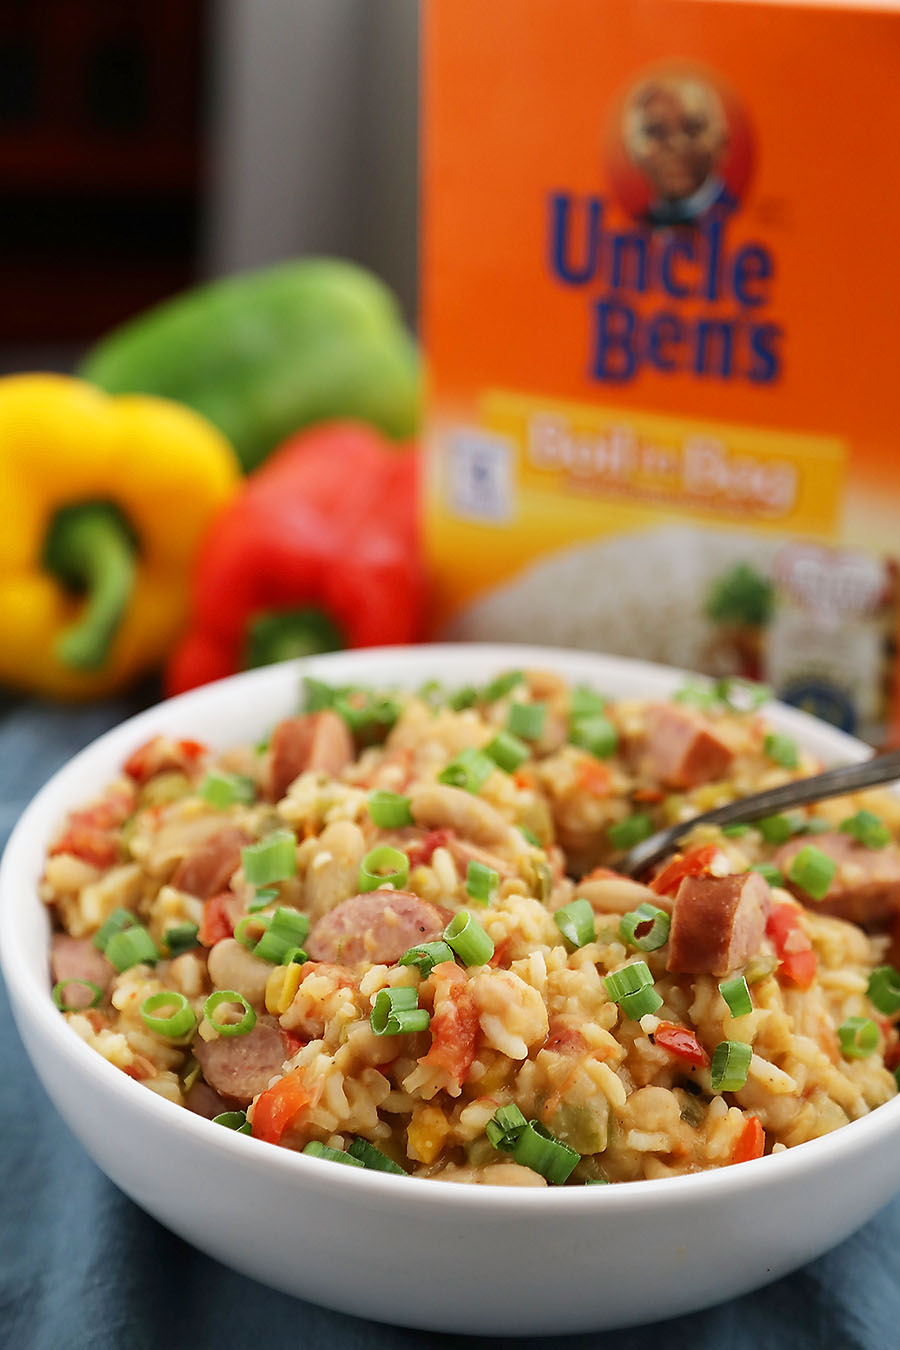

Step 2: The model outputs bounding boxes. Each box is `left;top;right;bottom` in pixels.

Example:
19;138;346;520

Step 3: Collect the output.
617;748;900;879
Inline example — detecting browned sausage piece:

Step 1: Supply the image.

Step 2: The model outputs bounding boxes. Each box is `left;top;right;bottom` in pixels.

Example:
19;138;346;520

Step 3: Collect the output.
645;704;734;790
269;711;354;801
193;1018;287;1106
774;831;900;926
172;826;250;899
667;871;771;976
306;889;446;966
50;934;114;1005
184;1079;228;1119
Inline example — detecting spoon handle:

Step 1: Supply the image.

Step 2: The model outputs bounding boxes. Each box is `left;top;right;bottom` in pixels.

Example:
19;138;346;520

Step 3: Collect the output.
619;748;900;878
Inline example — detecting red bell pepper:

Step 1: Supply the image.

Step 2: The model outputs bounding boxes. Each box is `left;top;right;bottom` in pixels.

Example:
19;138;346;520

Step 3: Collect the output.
650;844;720;897
166;422;425;694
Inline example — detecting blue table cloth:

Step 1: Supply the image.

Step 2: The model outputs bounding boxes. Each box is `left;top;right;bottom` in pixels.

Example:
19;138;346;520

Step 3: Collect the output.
2;694;898;1350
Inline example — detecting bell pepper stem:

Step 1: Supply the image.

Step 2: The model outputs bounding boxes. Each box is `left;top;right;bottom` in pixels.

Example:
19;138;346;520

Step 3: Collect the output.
43;503;138;671
244;609;344;669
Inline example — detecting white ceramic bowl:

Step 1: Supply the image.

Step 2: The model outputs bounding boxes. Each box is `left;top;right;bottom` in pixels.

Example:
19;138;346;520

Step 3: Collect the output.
3;644;900;1336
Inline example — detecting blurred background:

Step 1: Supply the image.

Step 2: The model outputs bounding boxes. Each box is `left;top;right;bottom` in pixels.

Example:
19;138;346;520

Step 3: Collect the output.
0;0;418;374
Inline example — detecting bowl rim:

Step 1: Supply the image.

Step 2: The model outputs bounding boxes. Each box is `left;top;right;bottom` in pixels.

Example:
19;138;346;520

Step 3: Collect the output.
4;641;900;1215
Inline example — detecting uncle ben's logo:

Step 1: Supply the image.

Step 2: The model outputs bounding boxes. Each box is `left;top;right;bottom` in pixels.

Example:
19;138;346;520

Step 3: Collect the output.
548;64;780;385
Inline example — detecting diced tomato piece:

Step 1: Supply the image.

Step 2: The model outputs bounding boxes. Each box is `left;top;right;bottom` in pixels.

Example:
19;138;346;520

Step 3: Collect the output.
252;1067;311;1145
766;902;817;989
653;1021;710;1068
407;828;453;868
732;1115;765;1164
576;759;612;796
650;844;720;897
198;893;236;947
422;962;479;1086
49;825;118;869
123;736;207;785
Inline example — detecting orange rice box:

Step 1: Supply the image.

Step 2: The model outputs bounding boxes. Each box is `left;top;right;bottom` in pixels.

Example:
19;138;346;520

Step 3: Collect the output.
422;0;900;743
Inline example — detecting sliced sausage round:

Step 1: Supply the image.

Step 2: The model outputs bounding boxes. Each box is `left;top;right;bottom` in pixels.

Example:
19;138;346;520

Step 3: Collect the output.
50;934;114;1005
172;826;249;899
667;870;771;976
645;705;734;790
306;889;446;966
269;711;354;801
774;831;900;926
192;1018;287;1106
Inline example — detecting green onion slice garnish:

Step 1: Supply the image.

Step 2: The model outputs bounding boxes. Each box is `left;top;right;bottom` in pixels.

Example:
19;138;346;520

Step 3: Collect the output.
165;922;200;957
619;985;664;1019
52;978;103;1012
370;985;431;1037
786;844;836;902
718;975;753;1018
443;910;494;966
709;1040;752;1092
604;961;654;1001
203;989;257;1037
511;1120;580;1185
482;670;524;702
368;790;415;829
302;1141;365;1167
466;860;499;906
840;810;891;849
757;815;794;844
713;677;771;712
448;685;478;711
358;845;410;893
553;898;596;949
764;732;799;769
867;965;900;1016
252;908;311;964
484;731;530;773
437;747;495;794
608;813;654;851
570;714;618;759
585;1177;610;1185
507;701;546;741
721;823;750;838
485;1103;528;1151
249;887;280;913
241;830;297;886
92;907;137;952
398;940;455;977
105;924;159;972
838;1016;880;1059
234;914;270;950
751;863;784;887
570;686;607;719
201;771;257;809
347;1137;407;1174
618;902;670;952
212;1110;252;1134
140;990;197;1040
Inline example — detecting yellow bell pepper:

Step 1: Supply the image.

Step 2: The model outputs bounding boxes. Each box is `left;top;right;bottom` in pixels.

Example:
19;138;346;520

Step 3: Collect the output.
0;373;241;699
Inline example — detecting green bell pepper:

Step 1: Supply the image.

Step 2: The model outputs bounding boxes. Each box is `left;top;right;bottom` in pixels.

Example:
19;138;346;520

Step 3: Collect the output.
81;257;421;473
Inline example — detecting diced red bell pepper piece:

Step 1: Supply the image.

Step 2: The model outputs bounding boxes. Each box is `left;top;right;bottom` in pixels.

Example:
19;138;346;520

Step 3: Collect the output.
650;844;720;897
49;824;118;869
421;962;479;1086
766;903;817;989
252;1067;311;1145
653;1020;710;1067
732;1114;765;1164
198;893;236;947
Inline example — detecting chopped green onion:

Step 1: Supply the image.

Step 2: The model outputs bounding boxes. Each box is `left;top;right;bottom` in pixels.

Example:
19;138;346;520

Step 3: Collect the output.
234;914;270;950
201;771;256;809
370;985;431;1036
713;677;771;712
519;825;541;848
787;844;836;902
840;810;891;850
437;747;495;794
418;679;444;706
92;907;137;952
570;714;618;759
570;686;607;719
165;922;200;957
553;898;596;948
241;830;297;886
302;1141;365;1167
585;1177;610;1186
485;730;530;773
673;681;717;710
347;1138;407;1174
253;907;311;964
719;975;753;1018
333;691;401;740
212;1110;251;1135
448;685;478;711
105;924;159;972
281;946;308;965
721;823;750;838
764;732;799;769
797;817;831;835
398;940;455;977
619;902;670;952
710;1040;752;1092
358;845;410;893
203;989;257;1037
140;990;197;1040
619;985;663;1019
507;701;546;741
368;790;414;829
482;670;524;702
604;961;654;1001
254;738;270;756
838;1017;880;1060
867;965;900;1016
249;887;279;913
485;1103;528;1151
444;910;494;966
757;815;794;844
511;1120;580;1185
751;863;784;887
52;979;102;1011
608;813;653;851
304;676;338;710
466;860;499;906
